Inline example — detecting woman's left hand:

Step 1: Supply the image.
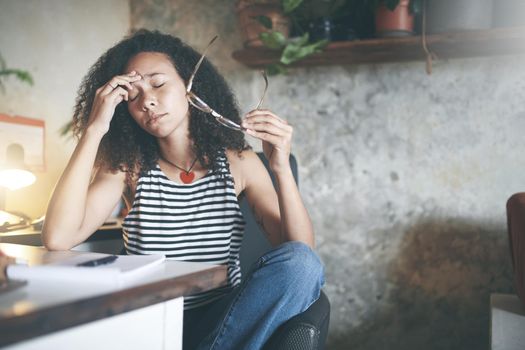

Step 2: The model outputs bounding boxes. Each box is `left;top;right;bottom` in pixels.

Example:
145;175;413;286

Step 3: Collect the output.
242;109;293;175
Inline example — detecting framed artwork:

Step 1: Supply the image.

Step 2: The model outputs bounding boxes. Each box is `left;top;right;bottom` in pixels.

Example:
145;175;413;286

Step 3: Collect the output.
0;114;46;171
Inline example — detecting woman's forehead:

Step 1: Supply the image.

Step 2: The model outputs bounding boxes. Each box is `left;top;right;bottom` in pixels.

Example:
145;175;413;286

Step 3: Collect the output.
125;52;178;76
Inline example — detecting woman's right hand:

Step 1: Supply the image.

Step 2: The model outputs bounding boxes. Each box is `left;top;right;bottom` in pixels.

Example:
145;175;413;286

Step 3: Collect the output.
86;71;142;136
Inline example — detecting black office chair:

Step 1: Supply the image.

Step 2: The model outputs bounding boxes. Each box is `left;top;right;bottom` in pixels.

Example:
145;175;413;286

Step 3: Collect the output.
239;153;330;350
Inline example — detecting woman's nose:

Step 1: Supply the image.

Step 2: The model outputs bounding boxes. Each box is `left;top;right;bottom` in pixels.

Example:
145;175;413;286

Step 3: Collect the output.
141;94;157;111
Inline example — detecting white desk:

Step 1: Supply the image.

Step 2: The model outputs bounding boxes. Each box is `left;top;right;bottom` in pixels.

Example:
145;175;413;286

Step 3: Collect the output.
490;293;525;350
0;243;227;350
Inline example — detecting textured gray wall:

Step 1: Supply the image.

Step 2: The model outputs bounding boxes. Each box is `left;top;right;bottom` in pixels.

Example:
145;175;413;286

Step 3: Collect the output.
130;1;524;348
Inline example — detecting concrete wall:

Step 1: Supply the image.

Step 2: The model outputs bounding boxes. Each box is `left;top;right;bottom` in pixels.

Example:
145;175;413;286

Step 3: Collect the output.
0;0;130;218
1;0;522;348
130;1;522;349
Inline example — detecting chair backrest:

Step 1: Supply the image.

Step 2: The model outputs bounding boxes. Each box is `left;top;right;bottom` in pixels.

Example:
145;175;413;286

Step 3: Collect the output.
238;153;298;277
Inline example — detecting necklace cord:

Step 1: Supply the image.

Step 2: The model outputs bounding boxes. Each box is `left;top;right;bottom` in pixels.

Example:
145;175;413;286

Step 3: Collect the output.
163;156;198;174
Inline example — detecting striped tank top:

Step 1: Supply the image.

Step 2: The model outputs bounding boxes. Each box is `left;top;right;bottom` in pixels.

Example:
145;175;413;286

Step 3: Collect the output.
122;154;245;309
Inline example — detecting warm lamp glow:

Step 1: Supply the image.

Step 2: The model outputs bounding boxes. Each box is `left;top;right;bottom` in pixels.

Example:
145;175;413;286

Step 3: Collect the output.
0;210;10;223
0;169;36;190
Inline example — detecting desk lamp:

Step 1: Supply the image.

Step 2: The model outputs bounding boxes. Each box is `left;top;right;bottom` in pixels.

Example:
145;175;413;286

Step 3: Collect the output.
0;143;36;232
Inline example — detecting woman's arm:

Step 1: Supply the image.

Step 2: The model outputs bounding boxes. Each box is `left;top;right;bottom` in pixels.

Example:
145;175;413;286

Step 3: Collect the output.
235;110;315;248
42;72;139;250
42;134;126;250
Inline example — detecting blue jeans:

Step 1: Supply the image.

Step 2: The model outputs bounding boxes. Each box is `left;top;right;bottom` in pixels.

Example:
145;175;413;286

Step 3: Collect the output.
183;241;325;350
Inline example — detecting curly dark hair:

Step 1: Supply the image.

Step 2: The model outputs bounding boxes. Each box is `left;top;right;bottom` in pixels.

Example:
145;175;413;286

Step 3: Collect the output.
72;29;249;183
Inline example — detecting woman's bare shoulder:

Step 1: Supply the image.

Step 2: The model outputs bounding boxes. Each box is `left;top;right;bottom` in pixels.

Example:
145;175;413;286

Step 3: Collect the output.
225;148;261;169
225;149;263;193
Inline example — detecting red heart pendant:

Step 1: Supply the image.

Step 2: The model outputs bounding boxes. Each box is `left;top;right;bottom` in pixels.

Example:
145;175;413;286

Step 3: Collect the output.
180;171;195;184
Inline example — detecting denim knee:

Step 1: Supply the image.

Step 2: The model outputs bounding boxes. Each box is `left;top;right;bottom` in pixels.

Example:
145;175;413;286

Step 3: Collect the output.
261;241;325;294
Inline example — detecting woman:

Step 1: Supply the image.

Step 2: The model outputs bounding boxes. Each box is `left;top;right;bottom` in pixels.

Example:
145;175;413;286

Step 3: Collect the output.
42;29;324;350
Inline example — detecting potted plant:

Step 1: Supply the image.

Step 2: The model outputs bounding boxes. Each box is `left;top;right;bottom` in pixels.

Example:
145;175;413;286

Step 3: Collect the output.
366;0;422;37
236;0;292;47
288;0;357;41
253;0;354;74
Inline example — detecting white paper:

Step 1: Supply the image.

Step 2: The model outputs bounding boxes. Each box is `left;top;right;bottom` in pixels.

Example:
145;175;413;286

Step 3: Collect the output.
7;253;166;287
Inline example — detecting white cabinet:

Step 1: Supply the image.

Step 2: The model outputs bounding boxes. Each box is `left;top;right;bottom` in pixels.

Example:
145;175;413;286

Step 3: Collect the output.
490;294;525;350
4;297;183;350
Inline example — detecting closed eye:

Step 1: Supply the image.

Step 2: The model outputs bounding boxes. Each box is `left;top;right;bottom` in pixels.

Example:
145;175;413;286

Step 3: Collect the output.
127;82;165;103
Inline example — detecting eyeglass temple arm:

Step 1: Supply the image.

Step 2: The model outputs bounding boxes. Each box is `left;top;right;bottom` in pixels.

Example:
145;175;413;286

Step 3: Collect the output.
210;110;242;128
187;35;219;93
255;70;268;110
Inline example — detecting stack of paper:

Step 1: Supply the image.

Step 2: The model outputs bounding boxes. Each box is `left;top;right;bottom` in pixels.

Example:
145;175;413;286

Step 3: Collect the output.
6;253;166;287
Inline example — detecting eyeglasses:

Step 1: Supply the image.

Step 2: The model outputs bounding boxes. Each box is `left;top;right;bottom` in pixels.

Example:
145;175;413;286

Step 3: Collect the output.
186;35;268;131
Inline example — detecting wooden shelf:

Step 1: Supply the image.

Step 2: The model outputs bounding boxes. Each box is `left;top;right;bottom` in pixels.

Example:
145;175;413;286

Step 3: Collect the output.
232;27;525;68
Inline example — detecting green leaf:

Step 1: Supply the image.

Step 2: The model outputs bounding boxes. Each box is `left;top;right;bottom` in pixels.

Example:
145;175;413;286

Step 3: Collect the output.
260;31;287;49
282;0;304;14
252;15;273;29
14;70;34;85
280;39;328;65
265;63;288;76
60;120;74;137
0;69;34;86
289;32;310;47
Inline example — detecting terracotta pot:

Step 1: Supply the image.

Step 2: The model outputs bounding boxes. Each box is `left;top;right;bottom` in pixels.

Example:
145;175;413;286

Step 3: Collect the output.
236;2;290;48
375;0;414;37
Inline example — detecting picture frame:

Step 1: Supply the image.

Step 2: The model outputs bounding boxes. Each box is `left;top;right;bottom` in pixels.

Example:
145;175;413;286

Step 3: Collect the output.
0;114;45;171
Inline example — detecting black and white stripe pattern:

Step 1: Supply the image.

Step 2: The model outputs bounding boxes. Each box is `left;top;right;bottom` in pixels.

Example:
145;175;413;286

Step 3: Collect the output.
122;155;245;309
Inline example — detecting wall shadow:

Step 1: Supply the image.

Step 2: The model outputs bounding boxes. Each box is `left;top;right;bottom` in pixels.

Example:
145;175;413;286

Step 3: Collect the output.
326;217;514;350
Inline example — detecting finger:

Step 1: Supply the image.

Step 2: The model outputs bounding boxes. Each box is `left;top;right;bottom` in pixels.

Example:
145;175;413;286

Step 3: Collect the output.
106;77;138;92
116;87;129;102
246;109;287;124
245;123;291;141
106;86;129;104
243;119;293;139
115;72;142;85
242;115;292;132
243;116;289;133
103;72;141;94
245;128;287;146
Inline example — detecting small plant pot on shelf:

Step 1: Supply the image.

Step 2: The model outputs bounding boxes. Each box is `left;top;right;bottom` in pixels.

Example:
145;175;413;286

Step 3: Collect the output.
375;0;414;37
426;0;493;34
236;0;290;48
305;17;358;42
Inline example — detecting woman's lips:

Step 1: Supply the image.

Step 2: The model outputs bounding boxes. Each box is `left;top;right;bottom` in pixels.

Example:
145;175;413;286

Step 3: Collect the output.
147;113;167;125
